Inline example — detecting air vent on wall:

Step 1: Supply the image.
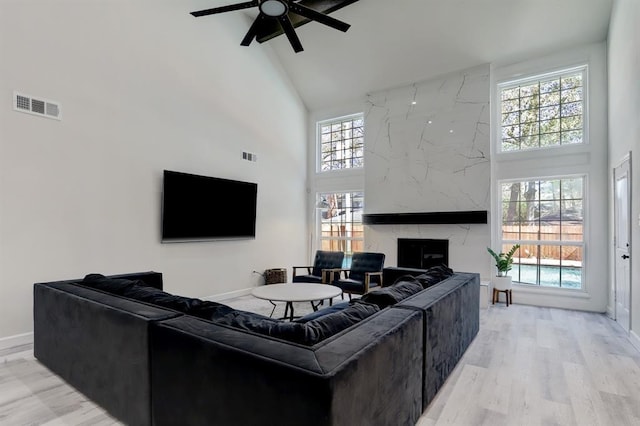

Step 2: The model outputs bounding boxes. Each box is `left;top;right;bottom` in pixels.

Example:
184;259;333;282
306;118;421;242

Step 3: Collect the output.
242;151;257;162
13;91;61;120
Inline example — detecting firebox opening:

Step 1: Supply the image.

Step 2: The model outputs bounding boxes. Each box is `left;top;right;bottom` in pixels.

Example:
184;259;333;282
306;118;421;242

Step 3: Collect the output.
397;238;449;269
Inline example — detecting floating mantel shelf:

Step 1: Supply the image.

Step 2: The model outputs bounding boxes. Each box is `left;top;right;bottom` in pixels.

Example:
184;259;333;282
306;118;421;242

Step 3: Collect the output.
362;211;488;225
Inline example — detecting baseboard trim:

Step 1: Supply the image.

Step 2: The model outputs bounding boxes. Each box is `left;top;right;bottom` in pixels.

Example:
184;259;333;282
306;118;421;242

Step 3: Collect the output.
630;330;640;353
0;332;33;351
202;288;253;302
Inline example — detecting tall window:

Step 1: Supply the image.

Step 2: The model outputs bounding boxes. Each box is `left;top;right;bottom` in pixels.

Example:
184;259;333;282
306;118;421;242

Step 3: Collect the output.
318;113;364;172
316;191;364;266
500;177;584;289
499;66;585;152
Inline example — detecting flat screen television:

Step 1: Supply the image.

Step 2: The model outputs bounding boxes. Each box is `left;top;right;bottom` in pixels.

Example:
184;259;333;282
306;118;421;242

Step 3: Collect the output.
161;170;257;241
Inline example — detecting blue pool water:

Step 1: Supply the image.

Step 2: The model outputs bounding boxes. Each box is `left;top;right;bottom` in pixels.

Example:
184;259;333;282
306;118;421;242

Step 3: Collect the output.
513;264;582;289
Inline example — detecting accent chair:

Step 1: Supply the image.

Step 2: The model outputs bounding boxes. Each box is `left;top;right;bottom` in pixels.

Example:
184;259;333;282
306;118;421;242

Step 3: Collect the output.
292;250;345;284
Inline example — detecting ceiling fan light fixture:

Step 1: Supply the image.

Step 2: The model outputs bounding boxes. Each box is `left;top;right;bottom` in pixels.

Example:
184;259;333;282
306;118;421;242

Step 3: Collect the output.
260;0;288;17
189;0;356;53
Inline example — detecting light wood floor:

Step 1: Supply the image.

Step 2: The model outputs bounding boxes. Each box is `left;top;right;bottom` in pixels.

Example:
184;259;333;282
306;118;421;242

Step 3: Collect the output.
1;303;639;425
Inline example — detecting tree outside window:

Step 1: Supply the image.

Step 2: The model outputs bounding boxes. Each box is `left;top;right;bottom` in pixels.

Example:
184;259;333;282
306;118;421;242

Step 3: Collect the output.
318;114;364;172
500;177;584;288
499;67;585;152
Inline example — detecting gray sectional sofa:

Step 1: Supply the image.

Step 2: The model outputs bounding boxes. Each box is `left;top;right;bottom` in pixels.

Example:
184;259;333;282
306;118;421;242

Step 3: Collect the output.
33;268;479;426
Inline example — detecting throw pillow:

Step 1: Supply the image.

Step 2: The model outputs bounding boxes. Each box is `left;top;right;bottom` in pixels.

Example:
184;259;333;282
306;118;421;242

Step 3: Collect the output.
360;277;424;309
82;273;233;317
300;300;379;345
215;300;379;346
413;265;454;289
82;273;141;294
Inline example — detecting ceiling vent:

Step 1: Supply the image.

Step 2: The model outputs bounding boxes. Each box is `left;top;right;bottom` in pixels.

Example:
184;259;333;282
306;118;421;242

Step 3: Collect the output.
13;91;61;120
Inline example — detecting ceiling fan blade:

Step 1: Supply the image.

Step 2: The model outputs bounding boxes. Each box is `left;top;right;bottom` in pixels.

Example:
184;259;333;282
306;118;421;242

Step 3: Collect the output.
278;15;304;53
240;14;266;46
191;1;258;17
288;3;351;32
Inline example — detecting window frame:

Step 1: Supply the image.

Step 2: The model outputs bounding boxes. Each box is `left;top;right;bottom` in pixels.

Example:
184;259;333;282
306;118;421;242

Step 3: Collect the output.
496;174;587;290
495;64;589;155
316;112;365;173
315;190;365;267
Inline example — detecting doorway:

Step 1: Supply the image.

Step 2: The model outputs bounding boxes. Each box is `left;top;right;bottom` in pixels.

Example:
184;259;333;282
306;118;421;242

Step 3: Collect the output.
614;154;632;333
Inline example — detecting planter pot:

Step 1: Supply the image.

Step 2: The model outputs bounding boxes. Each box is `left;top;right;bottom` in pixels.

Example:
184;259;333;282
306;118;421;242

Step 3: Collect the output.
492;275;512;291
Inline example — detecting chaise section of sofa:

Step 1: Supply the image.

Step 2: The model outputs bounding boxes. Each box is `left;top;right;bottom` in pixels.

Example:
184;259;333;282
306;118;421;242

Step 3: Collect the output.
394;272;480;410
33;272;178;426
149;307;424;426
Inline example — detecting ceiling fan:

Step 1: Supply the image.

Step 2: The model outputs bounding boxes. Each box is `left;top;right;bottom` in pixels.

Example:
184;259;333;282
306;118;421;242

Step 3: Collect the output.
190;0;355;53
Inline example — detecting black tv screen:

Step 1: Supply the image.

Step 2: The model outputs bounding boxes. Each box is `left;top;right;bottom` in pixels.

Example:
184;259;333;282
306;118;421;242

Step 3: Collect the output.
161;170;257;241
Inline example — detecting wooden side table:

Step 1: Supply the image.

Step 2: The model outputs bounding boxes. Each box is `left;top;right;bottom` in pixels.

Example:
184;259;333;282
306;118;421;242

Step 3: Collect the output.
492;288;512;306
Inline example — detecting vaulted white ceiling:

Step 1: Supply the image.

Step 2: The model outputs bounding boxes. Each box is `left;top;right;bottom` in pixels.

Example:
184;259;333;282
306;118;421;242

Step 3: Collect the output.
191;0;613;111
259;0;613;111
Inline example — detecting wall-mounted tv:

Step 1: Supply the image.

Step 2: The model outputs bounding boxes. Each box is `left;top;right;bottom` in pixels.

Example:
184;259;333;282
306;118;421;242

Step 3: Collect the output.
161;170;257;242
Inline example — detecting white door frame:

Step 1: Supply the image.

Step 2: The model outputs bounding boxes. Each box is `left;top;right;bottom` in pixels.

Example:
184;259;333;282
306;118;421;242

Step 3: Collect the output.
613;153;632;333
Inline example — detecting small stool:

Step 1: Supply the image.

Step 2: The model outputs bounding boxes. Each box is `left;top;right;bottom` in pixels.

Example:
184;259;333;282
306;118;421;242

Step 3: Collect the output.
492;288;512;306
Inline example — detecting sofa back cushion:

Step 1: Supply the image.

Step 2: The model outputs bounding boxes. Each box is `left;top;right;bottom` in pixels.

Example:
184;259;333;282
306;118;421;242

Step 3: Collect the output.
413;265;454;289
214;300;379;346
360;277;424;309
82;274;379;346
82;274;234;318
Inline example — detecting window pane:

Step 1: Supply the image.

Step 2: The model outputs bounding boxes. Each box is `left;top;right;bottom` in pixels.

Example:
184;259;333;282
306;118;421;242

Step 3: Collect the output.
499;68;585;152
540;106;560;120
502;87;519;100
540;132;560;147
561;87;583;103
318;114;364;172
499;177;584;289
317;191;364;258
561;74;582;90
502;112;519;126
540;79;560;93
560;245;583;288
561;178;583;198
560;130;582;145
519;225;540;240
540;92;560;107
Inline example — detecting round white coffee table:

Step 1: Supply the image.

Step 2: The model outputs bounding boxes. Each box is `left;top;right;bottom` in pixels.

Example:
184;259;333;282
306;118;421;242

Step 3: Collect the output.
251;283;343;321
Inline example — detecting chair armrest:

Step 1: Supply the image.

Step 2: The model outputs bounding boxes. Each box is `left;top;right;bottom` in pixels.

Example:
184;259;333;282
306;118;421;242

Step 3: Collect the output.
326;268;348;282
363;271;384;293
292;266;312;278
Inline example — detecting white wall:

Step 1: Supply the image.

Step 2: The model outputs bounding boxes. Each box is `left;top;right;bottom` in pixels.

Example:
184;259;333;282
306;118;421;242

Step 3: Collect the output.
0;0;308;340
608;0;640;345
363;65;491;276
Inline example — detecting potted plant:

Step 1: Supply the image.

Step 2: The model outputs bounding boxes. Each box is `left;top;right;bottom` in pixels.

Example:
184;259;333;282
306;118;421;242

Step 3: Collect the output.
487;244;520;290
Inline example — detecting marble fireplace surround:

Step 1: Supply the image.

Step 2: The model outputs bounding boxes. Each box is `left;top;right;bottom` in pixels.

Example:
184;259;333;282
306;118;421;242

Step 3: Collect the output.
363;63;492;276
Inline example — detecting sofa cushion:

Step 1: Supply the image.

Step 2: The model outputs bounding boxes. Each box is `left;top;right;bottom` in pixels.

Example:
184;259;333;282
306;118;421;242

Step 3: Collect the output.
299;301;379;344
82;274;140;294
82;273;379;346
413;265;454;289
214;301;379;346
360;277;424;309
295;301;350;322
82;274;234;318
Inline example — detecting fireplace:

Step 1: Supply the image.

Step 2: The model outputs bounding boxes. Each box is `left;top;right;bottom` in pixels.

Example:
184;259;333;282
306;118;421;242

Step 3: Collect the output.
397;238;449;269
